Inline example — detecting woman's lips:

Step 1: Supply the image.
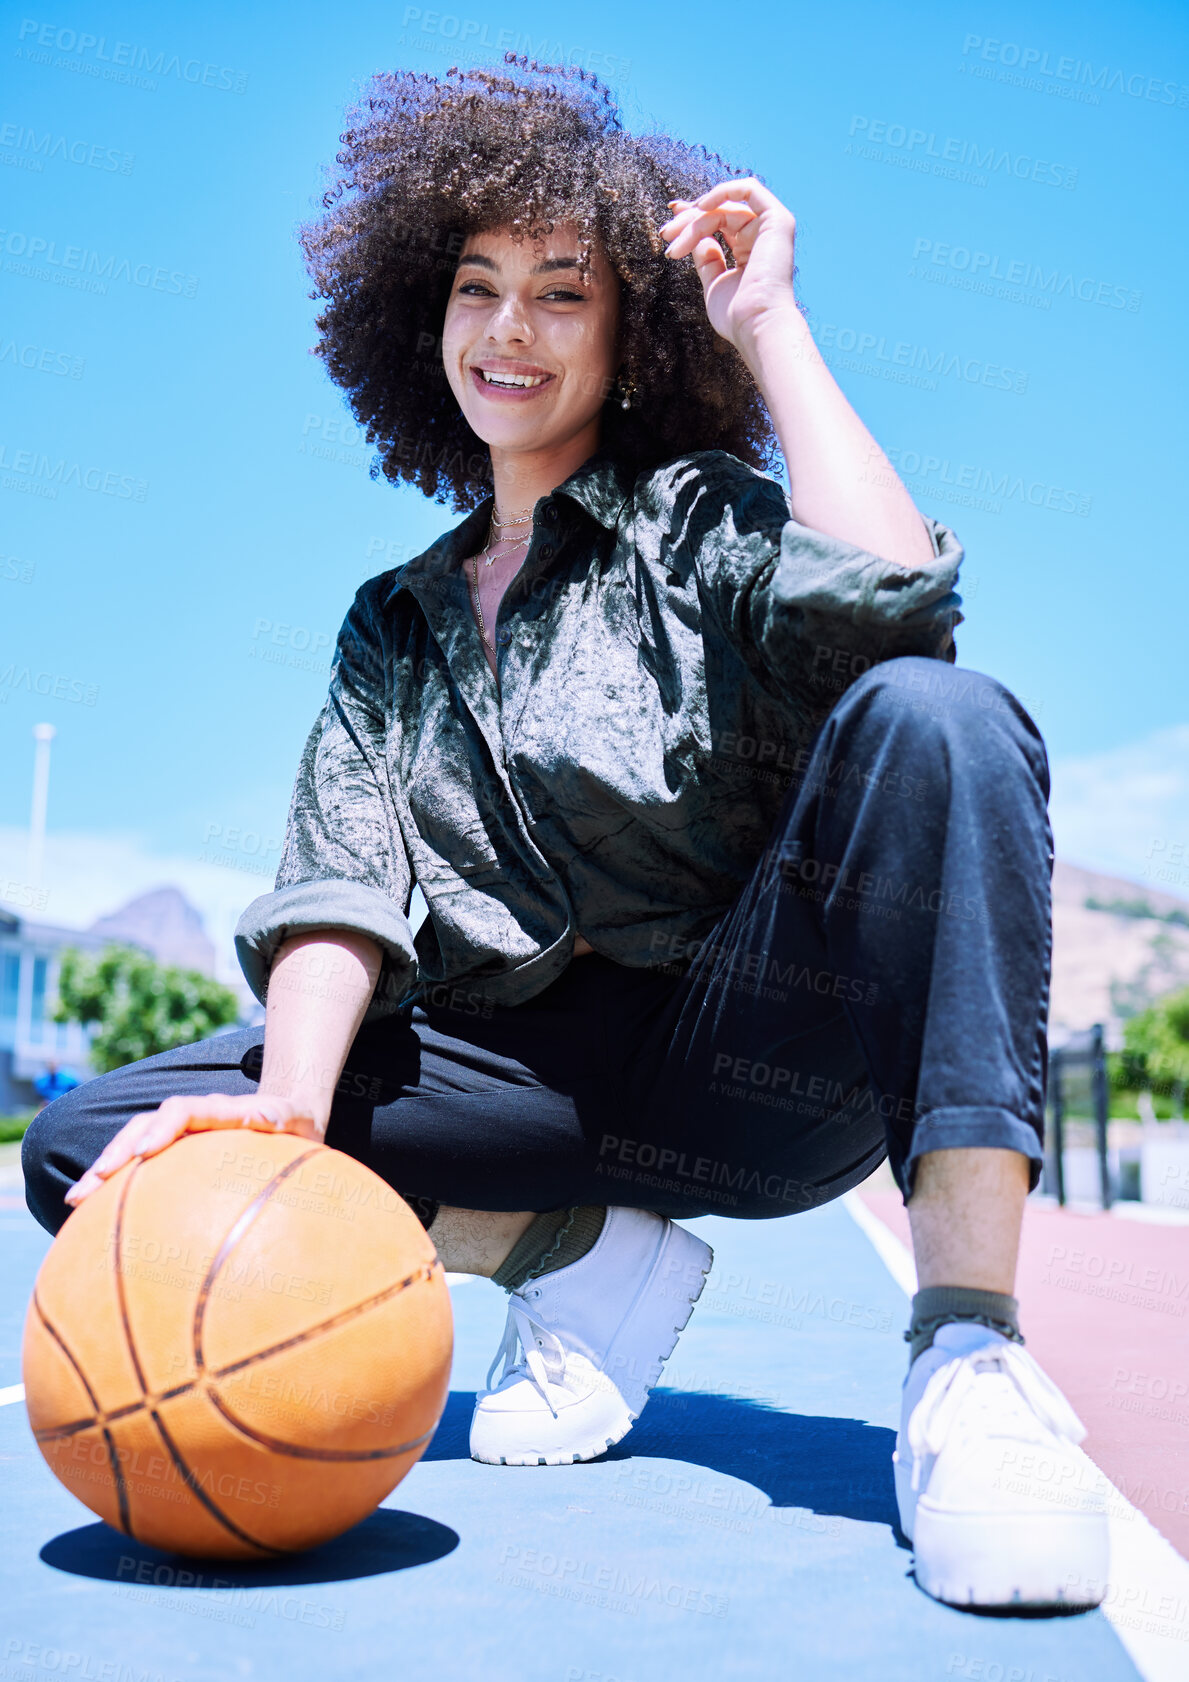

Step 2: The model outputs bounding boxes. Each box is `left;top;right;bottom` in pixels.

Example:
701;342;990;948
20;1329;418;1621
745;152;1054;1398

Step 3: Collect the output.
469;366;556;401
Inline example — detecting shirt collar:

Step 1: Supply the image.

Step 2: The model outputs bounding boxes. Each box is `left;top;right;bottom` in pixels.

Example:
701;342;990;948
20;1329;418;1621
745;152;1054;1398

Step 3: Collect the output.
551;445;635;529
382;446;634;608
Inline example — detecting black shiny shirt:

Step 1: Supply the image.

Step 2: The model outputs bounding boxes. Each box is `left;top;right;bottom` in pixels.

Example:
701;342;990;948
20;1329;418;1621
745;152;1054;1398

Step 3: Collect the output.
234;447;964;1020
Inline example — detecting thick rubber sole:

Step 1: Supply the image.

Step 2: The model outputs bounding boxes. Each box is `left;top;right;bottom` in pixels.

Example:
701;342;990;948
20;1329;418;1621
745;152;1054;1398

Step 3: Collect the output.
478;1420;629;1469
912;1502;1110;1609
469;1223;713;1466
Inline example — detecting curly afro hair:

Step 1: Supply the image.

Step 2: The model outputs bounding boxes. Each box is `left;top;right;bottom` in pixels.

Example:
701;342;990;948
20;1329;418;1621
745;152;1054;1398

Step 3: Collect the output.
298;54;785;513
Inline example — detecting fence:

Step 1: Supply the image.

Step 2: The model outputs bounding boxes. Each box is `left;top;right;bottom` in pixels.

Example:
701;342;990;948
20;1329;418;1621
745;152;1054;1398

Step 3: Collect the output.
1043;1023;1111;1209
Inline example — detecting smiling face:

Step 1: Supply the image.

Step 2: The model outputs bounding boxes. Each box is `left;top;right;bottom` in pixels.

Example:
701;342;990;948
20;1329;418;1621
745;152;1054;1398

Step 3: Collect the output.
441;222;621;462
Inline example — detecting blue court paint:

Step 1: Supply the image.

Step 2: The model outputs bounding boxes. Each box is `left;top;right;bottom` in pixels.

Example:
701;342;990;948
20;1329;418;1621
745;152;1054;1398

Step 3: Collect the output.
1;1199;1142;1680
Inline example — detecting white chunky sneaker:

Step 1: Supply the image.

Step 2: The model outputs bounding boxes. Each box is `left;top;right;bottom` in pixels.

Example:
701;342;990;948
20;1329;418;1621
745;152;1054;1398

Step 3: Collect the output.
469;1206;713;1466
894;1322;1111;1609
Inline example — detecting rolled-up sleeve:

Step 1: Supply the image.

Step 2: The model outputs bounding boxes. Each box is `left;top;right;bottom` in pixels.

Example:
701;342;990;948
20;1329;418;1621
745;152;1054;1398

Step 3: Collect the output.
233;582;418;1023
684;451;965;712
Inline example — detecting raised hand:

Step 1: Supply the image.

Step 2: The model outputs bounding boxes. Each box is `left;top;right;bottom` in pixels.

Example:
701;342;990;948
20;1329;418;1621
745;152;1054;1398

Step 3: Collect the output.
658;177;799;351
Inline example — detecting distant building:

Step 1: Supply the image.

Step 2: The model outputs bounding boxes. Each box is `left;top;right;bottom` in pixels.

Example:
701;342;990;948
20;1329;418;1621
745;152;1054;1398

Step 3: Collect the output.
0;885;232;1113
0;905;115;1112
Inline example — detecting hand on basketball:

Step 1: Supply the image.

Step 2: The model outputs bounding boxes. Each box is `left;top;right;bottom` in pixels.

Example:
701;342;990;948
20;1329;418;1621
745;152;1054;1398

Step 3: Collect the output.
658;177;799;350
63;1091;322;1209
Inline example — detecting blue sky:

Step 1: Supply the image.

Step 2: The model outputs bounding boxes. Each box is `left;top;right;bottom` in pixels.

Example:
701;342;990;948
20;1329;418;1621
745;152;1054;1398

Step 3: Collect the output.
2;0;1188;977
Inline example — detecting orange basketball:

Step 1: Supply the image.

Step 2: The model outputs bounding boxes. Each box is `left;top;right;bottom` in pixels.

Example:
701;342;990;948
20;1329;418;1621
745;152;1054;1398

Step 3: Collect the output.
21;1130;453;1558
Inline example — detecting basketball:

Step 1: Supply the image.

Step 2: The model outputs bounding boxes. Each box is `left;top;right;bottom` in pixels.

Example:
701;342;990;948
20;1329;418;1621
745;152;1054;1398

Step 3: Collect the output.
21;1130;453;1559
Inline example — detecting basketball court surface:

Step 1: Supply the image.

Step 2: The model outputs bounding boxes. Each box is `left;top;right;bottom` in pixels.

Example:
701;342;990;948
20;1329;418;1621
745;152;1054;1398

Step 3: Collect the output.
2;1157;1186;1682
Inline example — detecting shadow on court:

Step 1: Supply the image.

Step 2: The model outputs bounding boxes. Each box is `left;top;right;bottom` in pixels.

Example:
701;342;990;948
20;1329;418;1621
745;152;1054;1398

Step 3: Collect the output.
425;1387;902;1528
39;1505;459;1586
36;1391;899;1599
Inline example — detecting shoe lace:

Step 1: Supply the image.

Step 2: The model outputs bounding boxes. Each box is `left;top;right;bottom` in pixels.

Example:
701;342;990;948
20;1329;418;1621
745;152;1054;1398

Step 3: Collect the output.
907;1341;1087;1492
486;1296;566;1418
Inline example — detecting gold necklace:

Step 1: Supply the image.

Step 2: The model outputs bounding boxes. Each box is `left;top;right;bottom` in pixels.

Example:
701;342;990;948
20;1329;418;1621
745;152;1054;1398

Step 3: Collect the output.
468;499;536;653
469;553;497;654
479;526;531;568
490;502;533;528
475;493;534;564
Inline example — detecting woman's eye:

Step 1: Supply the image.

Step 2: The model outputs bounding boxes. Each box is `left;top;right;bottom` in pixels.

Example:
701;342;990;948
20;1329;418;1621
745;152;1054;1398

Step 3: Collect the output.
456;283;584;302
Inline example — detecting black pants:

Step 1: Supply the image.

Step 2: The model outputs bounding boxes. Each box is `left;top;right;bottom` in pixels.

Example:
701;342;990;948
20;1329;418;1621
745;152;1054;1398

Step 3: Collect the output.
24;658;1052;1238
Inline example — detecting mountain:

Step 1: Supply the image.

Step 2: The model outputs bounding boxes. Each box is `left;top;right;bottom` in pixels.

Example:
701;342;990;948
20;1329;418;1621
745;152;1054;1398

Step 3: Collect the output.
1051;860;1189;1046
87;886;217;976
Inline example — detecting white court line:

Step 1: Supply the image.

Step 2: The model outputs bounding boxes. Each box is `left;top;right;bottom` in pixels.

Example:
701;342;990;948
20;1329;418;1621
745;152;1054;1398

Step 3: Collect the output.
842;1190;1189;1682
842;1186;917;1295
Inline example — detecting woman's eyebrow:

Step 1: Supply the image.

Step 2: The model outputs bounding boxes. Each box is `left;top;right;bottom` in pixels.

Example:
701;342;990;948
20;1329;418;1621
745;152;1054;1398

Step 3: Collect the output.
455;253;587;275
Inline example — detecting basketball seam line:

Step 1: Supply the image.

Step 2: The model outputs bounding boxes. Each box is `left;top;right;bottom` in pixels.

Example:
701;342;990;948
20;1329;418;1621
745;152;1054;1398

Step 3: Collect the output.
212;1261;442;1377
114;1157;275;1555
35;1264;447;1439
148;1402;281;1556
112;1165;150;1393
32;1259;443;1441
32;1289;132;1536
192;1147;324;1379
205;1389;440;1462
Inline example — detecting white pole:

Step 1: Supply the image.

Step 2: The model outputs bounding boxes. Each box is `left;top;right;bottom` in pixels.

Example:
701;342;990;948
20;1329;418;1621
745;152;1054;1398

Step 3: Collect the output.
27;722;55;894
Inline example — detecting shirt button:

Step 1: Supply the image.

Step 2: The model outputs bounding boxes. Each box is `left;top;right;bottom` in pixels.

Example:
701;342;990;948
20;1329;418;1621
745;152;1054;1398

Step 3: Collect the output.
497;627;513;646
544;504;558;523
540;544;554;560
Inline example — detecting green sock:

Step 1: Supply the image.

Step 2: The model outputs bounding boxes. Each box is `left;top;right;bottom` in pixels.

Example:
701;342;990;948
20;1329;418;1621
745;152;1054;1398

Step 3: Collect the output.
906;1285;1023;1367
491;1206;607;1291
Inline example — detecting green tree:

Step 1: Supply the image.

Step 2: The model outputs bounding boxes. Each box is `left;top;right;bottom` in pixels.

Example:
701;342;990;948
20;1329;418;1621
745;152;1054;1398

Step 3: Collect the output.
53;944;241;1074
1112;984;1189;1104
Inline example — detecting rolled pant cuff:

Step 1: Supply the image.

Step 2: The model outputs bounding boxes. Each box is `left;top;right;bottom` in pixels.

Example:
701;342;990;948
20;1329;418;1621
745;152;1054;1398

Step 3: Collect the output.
901;1107;1044;1200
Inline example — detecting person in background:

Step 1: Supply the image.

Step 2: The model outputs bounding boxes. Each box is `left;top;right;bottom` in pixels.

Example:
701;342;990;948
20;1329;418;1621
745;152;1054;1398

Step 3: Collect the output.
33;1060;80;1111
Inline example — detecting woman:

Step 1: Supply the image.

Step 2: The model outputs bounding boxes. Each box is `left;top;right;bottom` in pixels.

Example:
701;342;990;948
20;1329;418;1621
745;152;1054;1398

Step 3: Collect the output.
25;57;1107;1610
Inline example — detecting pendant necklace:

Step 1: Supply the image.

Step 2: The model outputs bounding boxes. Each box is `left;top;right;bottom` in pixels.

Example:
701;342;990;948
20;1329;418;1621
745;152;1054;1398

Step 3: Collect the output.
479;503;533;567
468;500;535;656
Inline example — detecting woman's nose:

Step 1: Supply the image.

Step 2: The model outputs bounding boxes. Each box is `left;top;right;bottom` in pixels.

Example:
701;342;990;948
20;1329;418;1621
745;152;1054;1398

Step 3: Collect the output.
487;293;534;342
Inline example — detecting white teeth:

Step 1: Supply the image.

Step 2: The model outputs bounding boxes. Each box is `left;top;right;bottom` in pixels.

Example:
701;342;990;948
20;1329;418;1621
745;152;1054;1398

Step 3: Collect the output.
480;370;547;388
